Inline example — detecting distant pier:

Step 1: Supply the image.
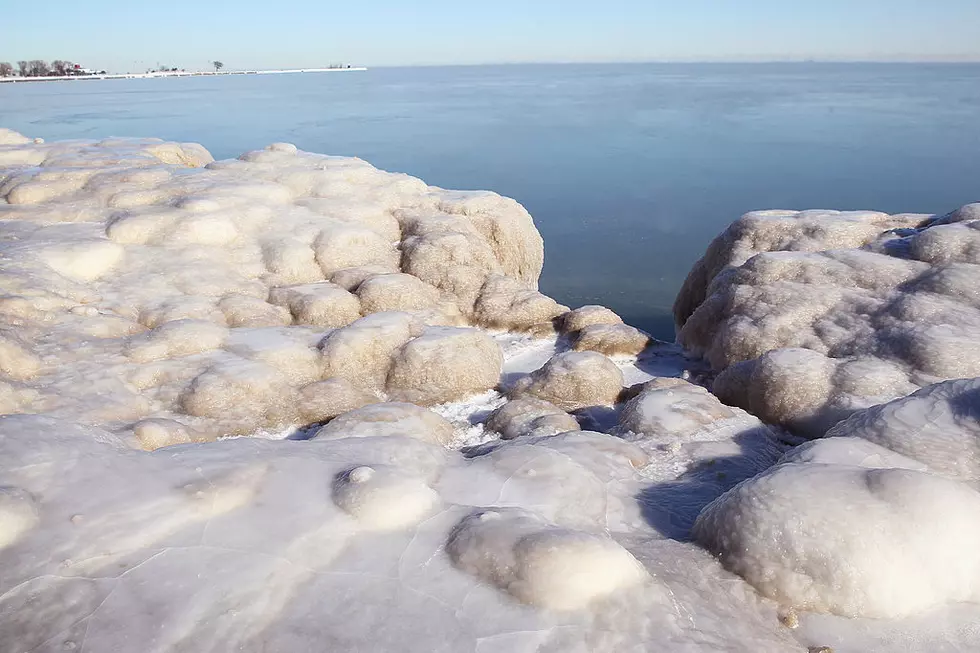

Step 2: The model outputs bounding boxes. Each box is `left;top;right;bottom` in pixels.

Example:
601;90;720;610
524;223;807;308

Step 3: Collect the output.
0;67;368;83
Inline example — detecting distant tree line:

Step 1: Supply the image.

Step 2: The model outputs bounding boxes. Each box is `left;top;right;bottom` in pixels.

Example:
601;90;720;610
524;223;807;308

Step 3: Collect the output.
0;60;105;77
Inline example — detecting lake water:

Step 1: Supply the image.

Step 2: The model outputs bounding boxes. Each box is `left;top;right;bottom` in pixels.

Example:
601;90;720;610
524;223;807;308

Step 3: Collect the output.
3;63;980;338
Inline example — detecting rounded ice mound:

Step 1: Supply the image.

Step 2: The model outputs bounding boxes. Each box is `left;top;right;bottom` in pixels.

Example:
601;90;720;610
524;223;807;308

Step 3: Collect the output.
473;274;566;332
446;509;647;610
355;273;441;314
126;319;229;362
132;418;194;450
313;402;455;446
0;487;39;549
297;378;379;424
693;463;980;618
37;240;124;282
180;359;298;434
826;378;980;480
319;311;421;392
386;327;503;406
572;323;653;357
559;305;623;334
510;351;623;411
268;282;362;328
332;465;440;531
484;398;579;440
618;380;740;439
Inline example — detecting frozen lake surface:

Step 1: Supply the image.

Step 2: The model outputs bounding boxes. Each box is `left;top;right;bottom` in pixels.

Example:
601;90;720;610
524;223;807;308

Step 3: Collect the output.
3;62;979;338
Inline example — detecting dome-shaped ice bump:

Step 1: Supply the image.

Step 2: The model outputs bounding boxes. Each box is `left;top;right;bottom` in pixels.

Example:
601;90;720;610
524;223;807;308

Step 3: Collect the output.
693;462;980;619
332;465;440;531
446;508;647;610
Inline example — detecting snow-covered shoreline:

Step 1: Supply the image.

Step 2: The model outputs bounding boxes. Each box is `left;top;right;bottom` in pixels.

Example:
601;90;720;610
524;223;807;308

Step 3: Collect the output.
0;68;368;84
1;128;978;652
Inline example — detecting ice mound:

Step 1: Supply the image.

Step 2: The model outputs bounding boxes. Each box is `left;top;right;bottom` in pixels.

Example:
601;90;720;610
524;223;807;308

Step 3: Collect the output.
386;326;503;405
825;377;980;480
693;462;980;619
314;402;455;446
484;396;579;439
674;206;980;436
510;350;624;410
446;508;647;610
332;465;440;531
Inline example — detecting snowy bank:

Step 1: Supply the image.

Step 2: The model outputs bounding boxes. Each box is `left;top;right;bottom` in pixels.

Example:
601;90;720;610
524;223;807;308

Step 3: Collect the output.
2;127;980;652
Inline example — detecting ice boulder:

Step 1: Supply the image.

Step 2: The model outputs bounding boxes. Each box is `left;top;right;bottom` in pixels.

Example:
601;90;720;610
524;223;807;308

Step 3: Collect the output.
386;327;503;406
473;274;566;332
674;205;980;436
332;465;440;531
559;305;623;334
617;380;742;439
510;351;624;411
313;402;456;446
446;508;647;610
354;273;441;314
572;323;653;357
268;282;362;328
484;397;579;440
319;312;422;392
693;462;980;618
297;378;380;424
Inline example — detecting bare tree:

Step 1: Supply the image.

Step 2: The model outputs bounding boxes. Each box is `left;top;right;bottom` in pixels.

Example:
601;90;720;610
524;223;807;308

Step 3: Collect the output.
17;61;28;77
51;60;73;76
0;63;13;77
27;60;50;77
212;60;224;72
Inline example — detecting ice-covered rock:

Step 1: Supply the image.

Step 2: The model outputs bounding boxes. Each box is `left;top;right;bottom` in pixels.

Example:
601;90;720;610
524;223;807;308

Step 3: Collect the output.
446;508;647;610
386;327;503;405
559;304;623;334
675;206;980;436
693;462;980;619
510;351;624;411
332;465;440;531
484;397;579;440
572;323;653;357
314;402;456;446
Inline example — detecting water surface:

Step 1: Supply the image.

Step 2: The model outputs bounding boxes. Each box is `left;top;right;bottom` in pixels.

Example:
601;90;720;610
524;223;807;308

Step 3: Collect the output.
3;63;980;338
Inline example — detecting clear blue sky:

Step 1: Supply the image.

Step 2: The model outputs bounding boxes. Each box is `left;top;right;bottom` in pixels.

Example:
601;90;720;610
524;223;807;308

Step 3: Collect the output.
4;0;980;72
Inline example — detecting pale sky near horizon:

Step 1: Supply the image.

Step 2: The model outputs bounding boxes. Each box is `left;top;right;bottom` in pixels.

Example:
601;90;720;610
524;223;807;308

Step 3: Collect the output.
4;0;980;72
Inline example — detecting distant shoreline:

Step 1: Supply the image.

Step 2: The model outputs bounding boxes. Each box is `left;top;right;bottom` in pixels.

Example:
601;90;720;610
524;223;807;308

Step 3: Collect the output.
0;67;368;84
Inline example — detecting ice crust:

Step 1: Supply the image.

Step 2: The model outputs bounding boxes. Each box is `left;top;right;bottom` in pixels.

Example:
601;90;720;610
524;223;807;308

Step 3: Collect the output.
3;128;980;651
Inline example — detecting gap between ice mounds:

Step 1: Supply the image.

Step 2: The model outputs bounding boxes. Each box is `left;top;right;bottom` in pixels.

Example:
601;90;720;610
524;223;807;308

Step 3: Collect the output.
3;127;980;651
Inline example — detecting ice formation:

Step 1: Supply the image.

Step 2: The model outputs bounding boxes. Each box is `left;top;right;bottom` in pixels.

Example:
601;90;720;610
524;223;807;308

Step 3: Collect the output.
3;127;980;651
675;206;980;436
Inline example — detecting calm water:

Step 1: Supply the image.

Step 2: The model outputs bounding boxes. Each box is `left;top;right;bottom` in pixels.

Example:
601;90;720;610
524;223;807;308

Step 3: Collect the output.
3;63;980;338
